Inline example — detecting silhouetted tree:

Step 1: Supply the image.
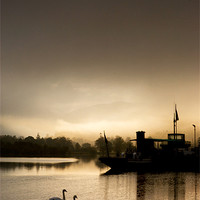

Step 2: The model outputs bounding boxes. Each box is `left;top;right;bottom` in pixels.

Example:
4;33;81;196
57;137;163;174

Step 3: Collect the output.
74;142;81;152
36;133;40;140
95;136;112;156
81;143;97;155
112;136;126;156
95;136;106;156
24;136;35;143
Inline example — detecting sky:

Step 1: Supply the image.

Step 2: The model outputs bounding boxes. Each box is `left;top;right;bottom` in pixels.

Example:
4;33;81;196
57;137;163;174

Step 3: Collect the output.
1;0;199;142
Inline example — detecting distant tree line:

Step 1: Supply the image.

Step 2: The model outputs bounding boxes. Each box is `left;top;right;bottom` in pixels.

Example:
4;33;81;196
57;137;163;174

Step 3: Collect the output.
0;134;136;157
0;134;96;157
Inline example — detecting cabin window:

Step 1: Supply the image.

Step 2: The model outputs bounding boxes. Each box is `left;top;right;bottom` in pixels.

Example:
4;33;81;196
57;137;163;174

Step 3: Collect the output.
168;134;184;140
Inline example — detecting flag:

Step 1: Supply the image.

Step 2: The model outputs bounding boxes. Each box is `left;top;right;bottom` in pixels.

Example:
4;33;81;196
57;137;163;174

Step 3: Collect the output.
175;104;179;121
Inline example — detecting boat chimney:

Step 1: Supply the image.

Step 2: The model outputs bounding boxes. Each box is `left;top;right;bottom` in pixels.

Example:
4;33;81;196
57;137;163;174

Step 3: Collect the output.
136;131;145;153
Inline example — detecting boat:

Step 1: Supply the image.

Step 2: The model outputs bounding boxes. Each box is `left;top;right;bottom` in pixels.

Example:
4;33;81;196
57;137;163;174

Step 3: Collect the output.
99;107;200;172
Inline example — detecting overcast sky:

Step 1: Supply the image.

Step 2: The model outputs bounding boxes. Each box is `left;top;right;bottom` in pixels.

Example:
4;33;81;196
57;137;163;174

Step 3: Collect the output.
1;0;199;141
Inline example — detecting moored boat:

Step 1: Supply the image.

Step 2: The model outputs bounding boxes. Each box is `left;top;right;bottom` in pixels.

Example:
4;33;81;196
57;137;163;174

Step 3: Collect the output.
99;107;200;172
99;131;200;172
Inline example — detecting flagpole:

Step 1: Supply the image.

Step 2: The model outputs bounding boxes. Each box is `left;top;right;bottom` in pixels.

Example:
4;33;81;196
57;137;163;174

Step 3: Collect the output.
174;104;179;139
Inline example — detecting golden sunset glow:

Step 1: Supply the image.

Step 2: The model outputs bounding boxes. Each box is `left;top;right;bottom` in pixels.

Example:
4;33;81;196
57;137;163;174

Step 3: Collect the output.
1;0;199;142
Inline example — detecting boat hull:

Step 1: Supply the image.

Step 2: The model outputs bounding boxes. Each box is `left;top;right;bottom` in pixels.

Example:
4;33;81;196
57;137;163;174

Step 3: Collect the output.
99;157;153;171
99;156;200;172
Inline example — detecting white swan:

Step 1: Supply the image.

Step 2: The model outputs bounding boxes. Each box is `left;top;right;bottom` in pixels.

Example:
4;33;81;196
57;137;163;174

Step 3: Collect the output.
49;189;67;200
73;195;78;200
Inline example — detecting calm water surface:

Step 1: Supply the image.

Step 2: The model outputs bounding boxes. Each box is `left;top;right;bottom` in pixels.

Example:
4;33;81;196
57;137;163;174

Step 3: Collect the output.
0;157;199;200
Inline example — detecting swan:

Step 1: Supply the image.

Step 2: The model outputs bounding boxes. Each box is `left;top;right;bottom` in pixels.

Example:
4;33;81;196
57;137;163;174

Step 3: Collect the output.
49;189;67;200
73;195;78;200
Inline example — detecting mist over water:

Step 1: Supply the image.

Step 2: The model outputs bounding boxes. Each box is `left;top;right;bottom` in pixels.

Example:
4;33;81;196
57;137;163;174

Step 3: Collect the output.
1;157;199;200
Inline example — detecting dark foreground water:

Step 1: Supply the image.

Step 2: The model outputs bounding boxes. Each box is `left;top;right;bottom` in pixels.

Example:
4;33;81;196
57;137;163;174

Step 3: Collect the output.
0;157;199;200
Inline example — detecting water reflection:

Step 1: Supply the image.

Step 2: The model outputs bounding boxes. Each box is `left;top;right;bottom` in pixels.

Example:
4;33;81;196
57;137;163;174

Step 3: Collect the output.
0;161;75;171
102;169;199;200
137;173;146;200
136;172;187;200
0;157;81;172
100;171;137;200
0;158;199;200
0;157;108;176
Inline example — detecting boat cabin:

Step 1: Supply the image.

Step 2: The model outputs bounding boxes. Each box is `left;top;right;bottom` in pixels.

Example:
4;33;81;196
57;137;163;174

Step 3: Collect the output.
130;131;191;158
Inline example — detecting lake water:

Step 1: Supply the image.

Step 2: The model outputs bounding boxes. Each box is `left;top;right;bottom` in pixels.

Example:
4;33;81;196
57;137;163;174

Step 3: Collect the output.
0;157;200;200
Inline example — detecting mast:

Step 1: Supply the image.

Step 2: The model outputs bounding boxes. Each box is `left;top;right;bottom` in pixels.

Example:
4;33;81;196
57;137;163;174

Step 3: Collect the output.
104;131;110;158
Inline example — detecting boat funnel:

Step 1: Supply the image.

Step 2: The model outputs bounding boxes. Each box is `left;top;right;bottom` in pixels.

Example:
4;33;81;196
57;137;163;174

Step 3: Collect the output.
136;131;145;153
